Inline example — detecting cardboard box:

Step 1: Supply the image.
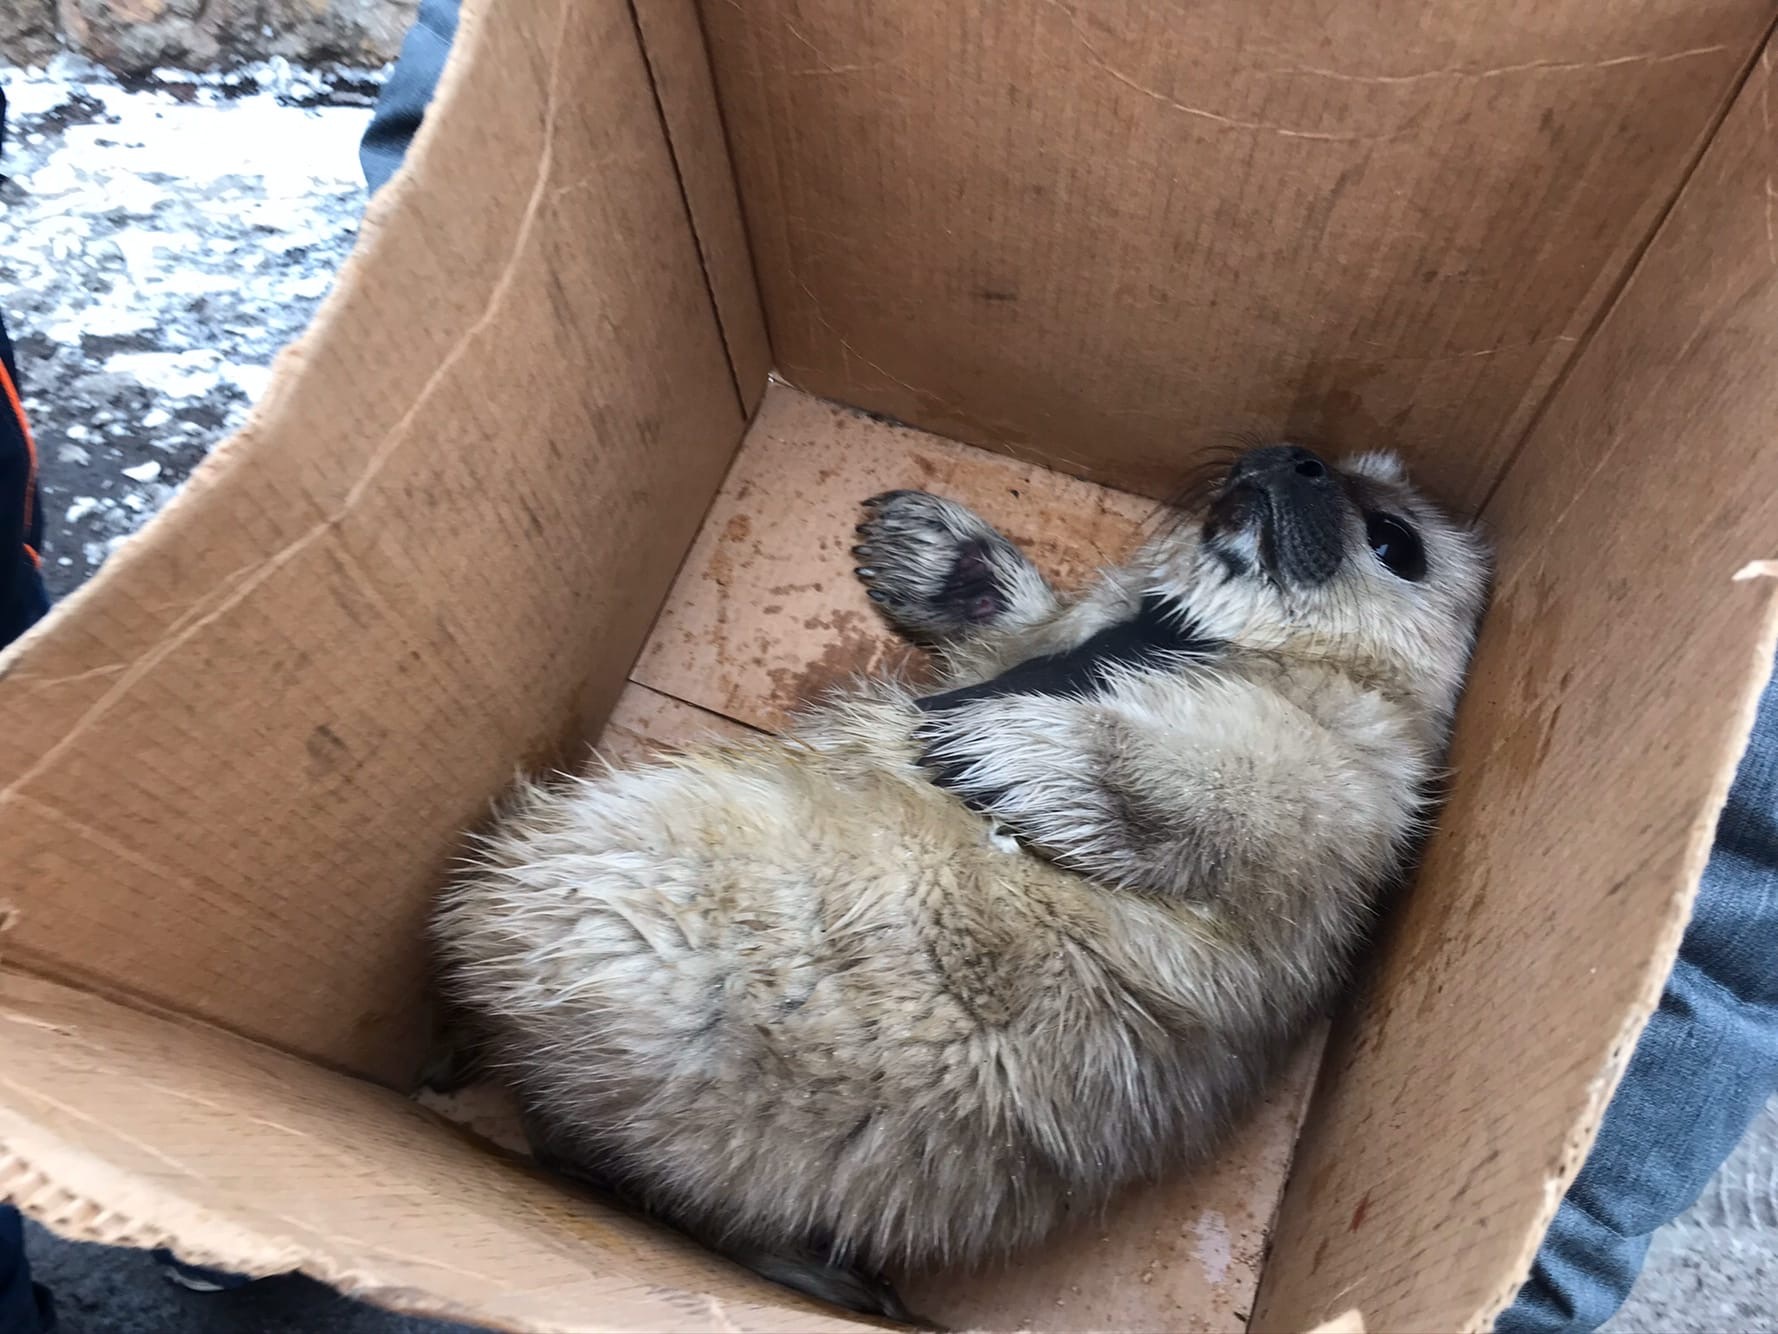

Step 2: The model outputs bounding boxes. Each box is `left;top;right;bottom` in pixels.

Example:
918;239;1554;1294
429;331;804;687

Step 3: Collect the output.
3;1;1776;1330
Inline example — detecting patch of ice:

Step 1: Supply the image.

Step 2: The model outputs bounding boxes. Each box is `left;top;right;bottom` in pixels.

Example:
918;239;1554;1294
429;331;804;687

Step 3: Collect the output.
103;349;224;397
58;84;369;197
140;408;172;429
122;460;162;482
111;230;208;284
223;364;274;401
286;273;333;300
65;496;99;523
0;70;95;120
57;301;158;341
153;270;244;296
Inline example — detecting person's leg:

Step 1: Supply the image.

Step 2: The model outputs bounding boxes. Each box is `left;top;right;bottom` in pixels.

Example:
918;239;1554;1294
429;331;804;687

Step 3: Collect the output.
0;1208;56;1334
0;296;50;647
360;0;461;196
1497;659;1778;1332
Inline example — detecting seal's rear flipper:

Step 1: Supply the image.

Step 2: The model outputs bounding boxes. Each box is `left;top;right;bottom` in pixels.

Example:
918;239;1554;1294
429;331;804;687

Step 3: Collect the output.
727;1246;942;1330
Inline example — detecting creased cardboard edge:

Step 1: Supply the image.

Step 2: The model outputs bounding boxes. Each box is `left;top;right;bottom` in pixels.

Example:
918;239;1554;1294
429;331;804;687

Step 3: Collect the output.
0;1091;848;1334
0;0;748;1318
0;1127;508;1332
1464;570;1778;1333
0;971;883;1334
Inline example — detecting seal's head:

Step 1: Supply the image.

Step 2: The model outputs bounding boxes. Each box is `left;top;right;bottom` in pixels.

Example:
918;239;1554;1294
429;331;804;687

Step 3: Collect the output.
1170;444;1491;722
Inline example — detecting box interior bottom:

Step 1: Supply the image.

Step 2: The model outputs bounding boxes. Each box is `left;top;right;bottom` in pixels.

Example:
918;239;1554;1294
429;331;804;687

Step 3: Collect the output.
422;380;1328;1332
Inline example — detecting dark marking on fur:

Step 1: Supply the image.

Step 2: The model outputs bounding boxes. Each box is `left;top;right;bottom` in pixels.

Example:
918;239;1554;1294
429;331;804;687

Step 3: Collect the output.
1106;782;1180;853
915;595;1220;714
1210;543;1251;579
842;1111;875;1148
914;597;1221;825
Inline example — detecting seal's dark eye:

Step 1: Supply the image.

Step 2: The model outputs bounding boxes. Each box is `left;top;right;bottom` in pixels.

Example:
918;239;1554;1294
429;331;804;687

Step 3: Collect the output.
1364;512;1426;582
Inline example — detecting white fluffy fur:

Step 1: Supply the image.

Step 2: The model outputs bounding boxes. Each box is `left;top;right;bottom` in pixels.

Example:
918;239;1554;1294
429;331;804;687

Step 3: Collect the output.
432;448;1491;1304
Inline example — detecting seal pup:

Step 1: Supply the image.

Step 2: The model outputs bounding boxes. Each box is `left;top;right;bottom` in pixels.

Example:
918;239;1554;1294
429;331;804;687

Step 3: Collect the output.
431;443;1491;1320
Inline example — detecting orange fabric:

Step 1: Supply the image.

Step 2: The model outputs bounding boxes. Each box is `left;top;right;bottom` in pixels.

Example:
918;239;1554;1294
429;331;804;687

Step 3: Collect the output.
0;354;36;545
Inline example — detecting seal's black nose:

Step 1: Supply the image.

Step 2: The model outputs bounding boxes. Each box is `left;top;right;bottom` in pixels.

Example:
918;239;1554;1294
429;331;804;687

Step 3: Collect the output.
1216;444;1347;588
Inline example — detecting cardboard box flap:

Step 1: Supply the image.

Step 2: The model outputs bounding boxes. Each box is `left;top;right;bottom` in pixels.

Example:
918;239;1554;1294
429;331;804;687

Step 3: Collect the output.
0;0;747;1084
700;0;1771;511
1253;39;1778;1334
0;971;864;1333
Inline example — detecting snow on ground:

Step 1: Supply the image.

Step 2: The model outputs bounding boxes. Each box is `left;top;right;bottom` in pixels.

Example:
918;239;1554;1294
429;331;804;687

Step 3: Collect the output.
0;54;379;597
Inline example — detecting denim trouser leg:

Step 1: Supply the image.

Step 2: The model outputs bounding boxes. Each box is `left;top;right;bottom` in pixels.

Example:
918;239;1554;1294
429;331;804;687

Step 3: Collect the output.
1498;658;1778;1332
0;1208;55;1333
360;0;462;197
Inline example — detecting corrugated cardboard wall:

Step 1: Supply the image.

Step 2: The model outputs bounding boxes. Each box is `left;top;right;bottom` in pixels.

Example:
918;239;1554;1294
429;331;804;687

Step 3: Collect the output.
0;0;749;1084
699;0;1775;512
1252;36;1778;1334
0;971;857;1332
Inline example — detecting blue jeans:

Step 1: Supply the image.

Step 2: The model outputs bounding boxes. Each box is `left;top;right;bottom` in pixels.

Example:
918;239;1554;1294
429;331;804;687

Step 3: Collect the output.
359;0;460;198
0;1207;55;1333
